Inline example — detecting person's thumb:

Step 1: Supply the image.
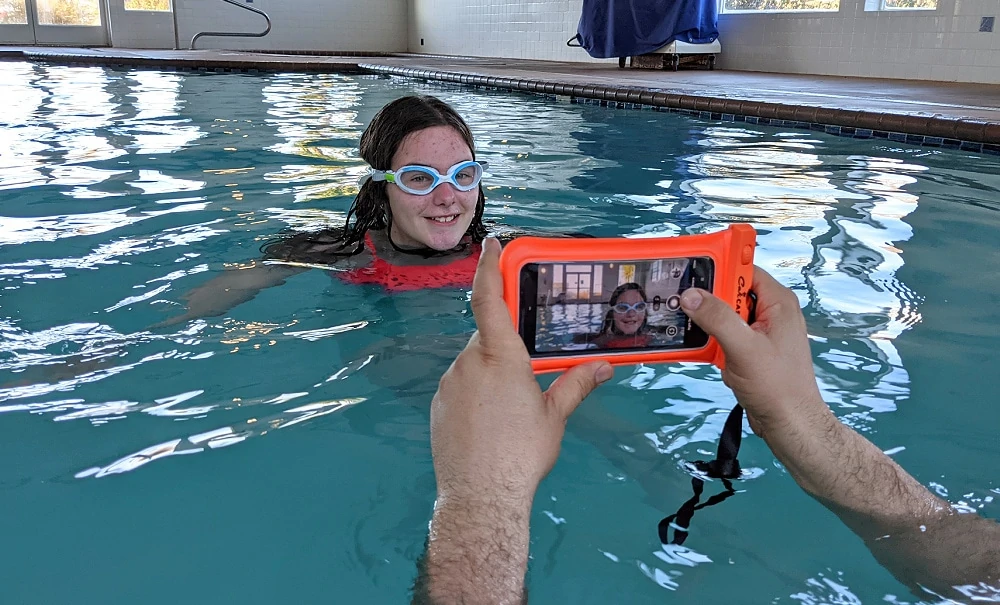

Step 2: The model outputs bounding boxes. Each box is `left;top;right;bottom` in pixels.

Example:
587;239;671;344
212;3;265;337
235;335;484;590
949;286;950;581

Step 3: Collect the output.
544;361;613;420
680;288;756;361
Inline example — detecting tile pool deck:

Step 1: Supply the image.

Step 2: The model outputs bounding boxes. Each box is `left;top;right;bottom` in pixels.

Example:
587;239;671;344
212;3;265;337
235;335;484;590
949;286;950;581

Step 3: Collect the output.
2;46;999;150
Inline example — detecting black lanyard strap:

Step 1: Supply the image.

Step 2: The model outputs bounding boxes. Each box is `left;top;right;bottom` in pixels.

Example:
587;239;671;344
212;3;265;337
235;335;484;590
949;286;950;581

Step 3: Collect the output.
700;403;744;480
657;405;744;546
657;291;756;547
658;476;738;546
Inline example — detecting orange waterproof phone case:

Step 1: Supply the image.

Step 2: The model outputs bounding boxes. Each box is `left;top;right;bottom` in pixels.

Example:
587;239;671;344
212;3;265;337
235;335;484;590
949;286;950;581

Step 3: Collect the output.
500;224;757;374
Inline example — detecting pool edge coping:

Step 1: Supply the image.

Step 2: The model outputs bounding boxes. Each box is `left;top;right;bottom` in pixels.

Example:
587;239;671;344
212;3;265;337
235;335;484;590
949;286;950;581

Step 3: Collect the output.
357;63;1000;153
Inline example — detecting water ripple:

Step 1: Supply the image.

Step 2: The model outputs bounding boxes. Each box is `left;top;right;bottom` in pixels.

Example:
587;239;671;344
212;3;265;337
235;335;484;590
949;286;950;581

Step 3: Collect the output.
73;396;365;479
2;62;998;604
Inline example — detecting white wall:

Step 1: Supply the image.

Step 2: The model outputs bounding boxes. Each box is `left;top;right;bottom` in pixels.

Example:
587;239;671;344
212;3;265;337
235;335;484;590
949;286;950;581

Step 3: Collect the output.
408;0;598;62
107;0;174;49
407;0;1000;83
110;0;408;52
718;0;1000;83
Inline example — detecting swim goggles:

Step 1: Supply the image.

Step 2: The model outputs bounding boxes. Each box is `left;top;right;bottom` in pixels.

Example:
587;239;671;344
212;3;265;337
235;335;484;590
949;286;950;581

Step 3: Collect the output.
613;301;647;314
369;160;488;196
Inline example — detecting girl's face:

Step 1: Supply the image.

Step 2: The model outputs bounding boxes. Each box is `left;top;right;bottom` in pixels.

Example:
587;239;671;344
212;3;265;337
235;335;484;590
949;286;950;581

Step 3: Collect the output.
613;289;646;335
386;125;479;251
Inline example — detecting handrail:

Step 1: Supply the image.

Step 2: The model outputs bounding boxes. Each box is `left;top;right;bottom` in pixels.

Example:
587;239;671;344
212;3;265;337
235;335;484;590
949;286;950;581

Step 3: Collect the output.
190;0;272;50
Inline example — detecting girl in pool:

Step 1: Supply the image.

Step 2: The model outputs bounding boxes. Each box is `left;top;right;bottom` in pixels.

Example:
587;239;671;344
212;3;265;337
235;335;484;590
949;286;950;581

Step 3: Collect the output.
157;95;492;326
591;283;653;349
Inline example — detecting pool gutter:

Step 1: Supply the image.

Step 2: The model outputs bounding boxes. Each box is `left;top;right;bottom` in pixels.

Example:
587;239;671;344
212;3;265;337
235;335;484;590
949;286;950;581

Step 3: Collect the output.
356;62;999;153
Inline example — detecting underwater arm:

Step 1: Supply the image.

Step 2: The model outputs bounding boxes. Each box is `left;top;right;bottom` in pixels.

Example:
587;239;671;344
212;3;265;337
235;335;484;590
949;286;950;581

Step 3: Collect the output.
784;410;1000;598
152;263;307;328
678;267;999;600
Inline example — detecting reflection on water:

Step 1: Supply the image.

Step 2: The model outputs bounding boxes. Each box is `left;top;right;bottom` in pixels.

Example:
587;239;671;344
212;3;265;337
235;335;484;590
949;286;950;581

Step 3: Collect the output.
1;62;998;604
73;396;365;479
537;303;605;351
679;128;922;425
262;73;367;205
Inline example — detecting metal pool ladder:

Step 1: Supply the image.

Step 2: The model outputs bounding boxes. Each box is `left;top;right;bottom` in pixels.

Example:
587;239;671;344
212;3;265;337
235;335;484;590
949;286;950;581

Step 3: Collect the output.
189;0;272;50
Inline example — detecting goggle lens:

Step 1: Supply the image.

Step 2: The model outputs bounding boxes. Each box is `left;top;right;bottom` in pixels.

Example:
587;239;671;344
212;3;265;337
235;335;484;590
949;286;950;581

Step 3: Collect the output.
375;161;486;195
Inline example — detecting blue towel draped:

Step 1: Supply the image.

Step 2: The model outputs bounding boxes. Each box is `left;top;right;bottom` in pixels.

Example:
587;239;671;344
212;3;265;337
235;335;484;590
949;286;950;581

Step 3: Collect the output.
573;0;719;59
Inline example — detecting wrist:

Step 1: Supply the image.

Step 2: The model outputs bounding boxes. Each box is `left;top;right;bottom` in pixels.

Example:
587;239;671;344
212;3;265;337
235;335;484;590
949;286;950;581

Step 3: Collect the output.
424;487;534;605
743;388;831;442
755;397;850;496
744;390;836;459
435;465;541;510
435;481;537;522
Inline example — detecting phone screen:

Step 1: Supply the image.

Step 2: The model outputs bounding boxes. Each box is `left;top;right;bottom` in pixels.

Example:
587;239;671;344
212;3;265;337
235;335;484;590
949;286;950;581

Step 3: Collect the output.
518;257;714;357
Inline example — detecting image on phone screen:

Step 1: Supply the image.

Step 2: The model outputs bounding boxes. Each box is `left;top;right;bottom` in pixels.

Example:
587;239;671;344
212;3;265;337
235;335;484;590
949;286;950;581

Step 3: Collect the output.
518;257;714;356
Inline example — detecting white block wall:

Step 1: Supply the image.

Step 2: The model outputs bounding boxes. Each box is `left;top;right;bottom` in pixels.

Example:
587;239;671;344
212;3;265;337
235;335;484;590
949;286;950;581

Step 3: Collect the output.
175;0;407;51
408;0;601;63
110;0;408;52
408;0;1000;83
85;0;1000;83
107;1;174;49
719;0;1000;83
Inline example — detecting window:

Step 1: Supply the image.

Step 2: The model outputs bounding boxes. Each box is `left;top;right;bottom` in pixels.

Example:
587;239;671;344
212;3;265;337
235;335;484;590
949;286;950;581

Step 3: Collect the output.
881;0;936;9
125;0;171;11
36;0;101;25
722;0;839;12
0;0;28;24
863;0;937;11
619;264;636;284
565;265;593;301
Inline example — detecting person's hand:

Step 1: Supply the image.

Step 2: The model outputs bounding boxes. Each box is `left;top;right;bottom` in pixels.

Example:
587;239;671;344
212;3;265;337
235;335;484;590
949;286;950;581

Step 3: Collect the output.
420;241;612;605
679;266;831;441
683;267;1000;597
430;237;613;505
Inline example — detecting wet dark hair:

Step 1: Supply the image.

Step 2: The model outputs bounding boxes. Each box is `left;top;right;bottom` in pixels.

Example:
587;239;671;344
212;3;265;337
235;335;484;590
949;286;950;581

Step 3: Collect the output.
600;282;649;336
261;95;488;263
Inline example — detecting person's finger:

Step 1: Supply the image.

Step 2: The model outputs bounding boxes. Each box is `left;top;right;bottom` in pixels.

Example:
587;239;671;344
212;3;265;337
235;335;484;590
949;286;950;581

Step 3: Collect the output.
470;237;517;348
544;361;613;420
680;288;757;360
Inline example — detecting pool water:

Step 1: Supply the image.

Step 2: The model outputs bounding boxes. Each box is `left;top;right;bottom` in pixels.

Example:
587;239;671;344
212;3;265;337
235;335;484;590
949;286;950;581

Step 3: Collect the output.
1;61;998;604
537;303;607;351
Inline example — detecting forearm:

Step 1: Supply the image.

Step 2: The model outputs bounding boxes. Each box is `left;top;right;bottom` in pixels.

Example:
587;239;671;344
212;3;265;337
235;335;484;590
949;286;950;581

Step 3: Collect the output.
205;264;305;307
156;264;305;327
413;491;533;605
761;396;1000;593
764;401;945;528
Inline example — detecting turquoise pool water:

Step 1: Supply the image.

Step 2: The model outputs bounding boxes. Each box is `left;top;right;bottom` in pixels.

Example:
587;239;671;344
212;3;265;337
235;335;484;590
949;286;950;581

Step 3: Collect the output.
1;61;998;604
